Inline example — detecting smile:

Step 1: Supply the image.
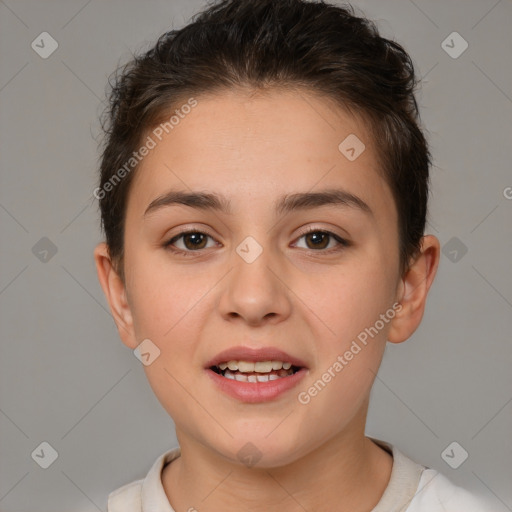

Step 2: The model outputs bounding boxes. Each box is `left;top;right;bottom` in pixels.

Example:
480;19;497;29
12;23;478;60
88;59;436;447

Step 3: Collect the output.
210;360;300;382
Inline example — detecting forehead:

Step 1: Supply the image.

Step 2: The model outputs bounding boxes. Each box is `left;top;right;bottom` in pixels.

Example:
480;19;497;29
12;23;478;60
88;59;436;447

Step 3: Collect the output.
126;88;394;222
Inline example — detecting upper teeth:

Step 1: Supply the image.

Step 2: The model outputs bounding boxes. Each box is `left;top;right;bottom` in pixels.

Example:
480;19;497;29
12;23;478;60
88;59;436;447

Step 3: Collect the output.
218;360;292;372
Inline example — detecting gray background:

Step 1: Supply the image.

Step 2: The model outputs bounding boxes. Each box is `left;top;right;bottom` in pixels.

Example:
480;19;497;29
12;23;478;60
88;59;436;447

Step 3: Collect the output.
0;0;511;510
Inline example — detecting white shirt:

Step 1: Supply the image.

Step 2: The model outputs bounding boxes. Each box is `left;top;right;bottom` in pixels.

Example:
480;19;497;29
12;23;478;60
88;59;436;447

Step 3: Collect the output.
107;438;493;511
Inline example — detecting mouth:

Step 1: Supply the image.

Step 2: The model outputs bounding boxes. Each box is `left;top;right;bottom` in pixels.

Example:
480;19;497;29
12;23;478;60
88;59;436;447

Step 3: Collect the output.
204;346;308;403
209;359;302;382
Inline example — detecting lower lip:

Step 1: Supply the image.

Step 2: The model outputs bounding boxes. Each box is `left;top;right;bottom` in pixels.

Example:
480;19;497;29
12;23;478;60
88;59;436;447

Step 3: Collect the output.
206;368;308;403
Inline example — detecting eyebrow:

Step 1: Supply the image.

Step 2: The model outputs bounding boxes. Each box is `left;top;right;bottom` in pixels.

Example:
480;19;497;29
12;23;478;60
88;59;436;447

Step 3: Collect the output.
143;188;372;218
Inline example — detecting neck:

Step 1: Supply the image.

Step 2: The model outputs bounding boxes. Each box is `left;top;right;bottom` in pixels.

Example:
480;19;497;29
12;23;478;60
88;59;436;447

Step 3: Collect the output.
162;410;392;511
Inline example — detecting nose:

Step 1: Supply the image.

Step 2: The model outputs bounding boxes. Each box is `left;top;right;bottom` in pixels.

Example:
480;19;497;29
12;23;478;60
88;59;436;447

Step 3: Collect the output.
218;244;292;327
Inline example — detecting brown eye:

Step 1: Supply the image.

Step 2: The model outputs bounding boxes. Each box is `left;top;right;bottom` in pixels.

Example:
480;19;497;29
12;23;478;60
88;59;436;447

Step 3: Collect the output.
304;231;330;249
181;232;208;250
294;229;349;252
165;231;216;253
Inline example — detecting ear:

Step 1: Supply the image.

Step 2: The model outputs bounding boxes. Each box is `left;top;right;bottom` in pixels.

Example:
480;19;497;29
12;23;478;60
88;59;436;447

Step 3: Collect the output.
93;242;138;349
387;235;440;344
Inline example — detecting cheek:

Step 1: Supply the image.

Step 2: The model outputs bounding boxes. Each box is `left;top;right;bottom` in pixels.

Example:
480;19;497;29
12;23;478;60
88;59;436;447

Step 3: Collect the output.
300;260;396;347
302;260;396;412
126;253;201;339
126;259;215;398
128;265;206;413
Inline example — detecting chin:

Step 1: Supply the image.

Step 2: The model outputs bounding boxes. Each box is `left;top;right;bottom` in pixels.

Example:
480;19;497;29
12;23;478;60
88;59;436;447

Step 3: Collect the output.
210;432;308;470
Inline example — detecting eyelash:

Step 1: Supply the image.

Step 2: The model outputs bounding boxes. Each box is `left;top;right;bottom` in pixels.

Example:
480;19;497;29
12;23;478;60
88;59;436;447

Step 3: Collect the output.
164;227;350;257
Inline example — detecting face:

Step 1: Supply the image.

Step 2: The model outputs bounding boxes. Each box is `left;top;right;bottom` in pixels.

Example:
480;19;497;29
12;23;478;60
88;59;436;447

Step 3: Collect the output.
96;88;427;468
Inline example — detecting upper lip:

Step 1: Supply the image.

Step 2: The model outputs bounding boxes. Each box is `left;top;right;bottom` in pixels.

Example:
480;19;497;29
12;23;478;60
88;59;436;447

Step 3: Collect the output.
205;346;308;369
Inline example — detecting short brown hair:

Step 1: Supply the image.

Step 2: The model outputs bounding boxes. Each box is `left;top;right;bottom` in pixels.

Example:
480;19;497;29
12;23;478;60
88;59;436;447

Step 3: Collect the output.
97;0;431;282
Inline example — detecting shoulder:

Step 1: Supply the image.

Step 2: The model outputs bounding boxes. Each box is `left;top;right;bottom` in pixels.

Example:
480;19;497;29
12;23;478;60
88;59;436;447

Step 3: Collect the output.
107;479;143;512
408;468;494;512
369;438;496;512
106;446;181;512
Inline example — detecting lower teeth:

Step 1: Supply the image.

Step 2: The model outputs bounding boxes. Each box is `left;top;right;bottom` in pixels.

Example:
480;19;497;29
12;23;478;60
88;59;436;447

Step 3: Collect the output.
222;368;294;382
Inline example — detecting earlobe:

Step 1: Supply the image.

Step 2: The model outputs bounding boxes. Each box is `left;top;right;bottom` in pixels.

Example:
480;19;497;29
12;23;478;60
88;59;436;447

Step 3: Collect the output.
93;242;138;349
387;235;440;344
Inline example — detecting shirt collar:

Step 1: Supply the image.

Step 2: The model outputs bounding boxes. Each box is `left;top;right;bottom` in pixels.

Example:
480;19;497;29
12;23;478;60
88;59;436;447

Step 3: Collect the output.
141;446;181;512
369;437;426;512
